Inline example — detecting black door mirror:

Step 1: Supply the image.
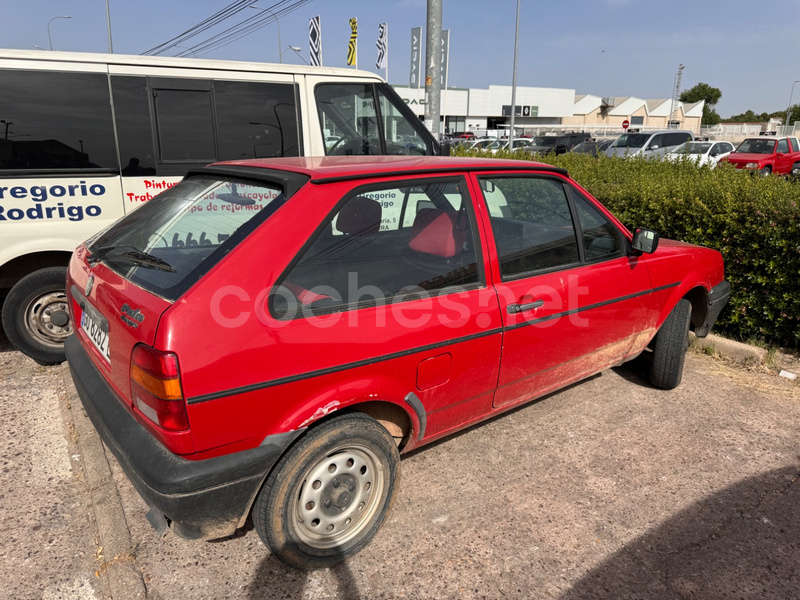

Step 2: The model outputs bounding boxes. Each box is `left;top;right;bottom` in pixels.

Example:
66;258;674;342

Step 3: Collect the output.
631;228;659;254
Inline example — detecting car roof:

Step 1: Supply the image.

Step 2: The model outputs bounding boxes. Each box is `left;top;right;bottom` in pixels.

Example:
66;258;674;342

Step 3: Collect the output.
205;156;568;183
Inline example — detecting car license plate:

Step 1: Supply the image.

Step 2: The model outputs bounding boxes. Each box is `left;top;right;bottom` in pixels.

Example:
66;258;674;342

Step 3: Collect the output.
80;301;110;361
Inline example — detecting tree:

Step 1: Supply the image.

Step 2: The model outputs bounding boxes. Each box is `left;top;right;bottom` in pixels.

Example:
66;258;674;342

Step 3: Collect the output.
680;82;722;126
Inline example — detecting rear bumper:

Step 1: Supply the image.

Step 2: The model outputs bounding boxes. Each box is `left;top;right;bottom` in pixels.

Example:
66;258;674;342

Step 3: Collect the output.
695;280;731;338
65;335;303;540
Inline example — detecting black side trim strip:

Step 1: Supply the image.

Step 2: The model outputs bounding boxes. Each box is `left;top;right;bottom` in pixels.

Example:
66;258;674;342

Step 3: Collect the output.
310;164;569;185
187;281;680;405
187;327;502;405
504;281;680;332
404;392;427;440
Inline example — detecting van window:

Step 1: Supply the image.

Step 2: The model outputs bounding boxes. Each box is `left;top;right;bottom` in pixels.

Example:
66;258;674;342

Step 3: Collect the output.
647;134;665;150
317;84;381;155
0;70;117;171
377;87;431;155
155;88;217;163
665;132;691;147
112;76;157;174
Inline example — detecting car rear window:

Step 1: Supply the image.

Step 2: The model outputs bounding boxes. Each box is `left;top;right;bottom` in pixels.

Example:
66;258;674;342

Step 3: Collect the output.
87;175;298;301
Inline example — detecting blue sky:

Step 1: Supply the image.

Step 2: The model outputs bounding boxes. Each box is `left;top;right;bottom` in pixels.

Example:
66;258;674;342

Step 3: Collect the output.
6;0;800;117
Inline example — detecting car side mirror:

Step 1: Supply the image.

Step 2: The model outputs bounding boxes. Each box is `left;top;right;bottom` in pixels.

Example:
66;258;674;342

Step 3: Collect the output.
631;228;659;254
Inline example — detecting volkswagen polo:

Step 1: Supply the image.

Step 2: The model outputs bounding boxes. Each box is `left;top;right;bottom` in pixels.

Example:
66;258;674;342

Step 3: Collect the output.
65;156;729;569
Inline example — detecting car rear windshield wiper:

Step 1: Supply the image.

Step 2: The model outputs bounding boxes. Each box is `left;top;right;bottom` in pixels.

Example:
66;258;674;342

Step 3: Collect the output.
88;245;176;272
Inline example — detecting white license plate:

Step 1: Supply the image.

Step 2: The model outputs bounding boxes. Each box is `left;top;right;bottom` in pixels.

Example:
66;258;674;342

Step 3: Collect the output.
80;302;110;361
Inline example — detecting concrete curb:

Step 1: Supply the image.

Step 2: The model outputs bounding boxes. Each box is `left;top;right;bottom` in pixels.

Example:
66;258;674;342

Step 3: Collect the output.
690;332;768;365
65;372;147;600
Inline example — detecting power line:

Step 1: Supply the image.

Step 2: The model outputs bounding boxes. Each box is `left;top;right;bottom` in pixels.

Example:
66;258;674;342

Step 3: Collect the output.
175;0;313;58
141;0;256;56
142;0;314;59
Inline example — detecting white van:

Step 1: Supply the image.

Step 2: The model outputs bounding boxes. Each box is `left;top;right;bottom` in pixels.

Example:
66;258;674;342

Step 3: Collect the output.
0;50;445;363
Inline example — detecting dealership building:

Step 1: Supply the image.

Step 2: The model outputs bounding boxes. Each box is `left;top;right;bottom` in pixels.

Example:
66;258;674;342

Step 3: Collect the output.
393;84;705;136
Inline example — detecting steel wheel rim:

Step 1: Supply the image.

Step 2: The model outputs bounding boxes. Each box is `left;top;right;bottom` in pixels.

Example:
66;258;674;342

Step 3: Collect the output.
292;444;386;549
23;290;73;348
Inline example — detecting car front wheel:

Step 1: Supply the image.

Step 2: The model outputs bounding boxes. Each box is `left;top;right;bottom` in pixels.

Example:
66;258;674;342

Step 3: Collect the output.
253;413;400;570
650;299;692;390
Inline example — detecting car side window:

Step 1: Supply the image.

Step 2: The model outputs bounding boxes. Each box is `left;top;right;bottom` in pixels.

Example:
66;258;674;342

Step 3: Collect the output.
648;134;664;149
790;138;800;152
778;138;789;153
479;176;580;279
571;193;623;260
275;178;481;315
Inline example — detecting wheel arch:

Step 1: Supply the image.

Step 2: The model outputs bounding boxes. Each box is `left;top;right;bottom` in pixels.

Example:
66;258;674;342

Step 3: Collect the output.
0;251;73;289
683;285;710;334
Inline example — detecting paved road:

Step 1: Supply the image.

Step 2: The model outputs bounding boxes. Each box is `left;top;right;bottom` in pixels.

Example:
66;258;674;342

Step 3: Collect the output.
0;331;107;600
3;331;799;599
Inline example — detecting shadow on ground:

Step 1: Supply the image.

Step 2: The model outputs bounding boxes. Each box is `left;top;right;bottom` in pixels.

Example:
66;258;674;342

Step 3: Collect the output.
561;465;800;599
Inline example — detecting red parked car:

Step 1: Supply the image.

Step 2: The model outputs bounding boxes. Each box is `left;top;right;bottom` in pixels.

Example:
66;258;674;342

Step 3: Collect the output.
722;136;800;176
65;156;729;569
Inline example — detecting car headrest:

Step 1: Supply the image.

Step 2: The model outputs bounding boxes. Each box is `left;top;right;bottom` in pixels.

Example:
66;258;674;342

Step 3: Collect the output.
409;208;468;258
335;196;382;236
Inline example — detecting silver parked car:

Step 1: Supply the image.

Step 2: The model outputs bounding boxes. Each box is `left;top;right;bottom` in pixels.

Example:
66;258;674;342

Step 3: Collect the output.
605;130;694;159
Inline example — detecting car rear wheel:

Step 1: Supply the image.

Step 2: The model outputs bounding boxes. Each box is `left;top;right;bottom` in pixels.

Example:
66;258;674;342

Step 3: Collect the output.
650;299;692;390
1;267;70;365
253;413;400;570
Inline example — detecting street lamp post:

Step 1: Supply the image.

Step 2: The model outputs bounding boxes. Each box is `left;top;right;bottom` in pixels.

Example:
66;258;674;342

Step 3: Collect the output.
786;80;800;134
249;4;281;63
47;15;72;51
281;45;308;65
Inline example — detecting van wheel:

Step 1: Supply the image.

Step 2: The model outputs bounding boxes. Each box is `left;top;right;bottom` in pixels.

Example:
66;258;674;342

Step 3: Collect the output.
253;413;400;570
1;267;70;365
650;299;692;390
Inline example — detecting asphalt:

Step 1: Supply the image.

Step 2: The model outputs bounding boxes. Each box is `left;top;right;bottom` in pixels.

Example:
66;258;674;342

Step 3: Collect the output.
2;330;799;599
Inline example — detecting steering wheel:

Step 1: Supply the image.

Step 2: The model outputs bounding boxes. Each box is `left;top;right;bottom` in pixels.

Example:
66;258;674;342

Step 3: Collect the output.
329;137;380;156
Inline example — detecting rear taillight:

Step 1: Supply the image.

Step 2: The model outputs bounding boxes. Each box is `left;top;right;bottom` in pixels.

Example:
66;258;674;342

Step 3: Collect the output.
130;345;189;432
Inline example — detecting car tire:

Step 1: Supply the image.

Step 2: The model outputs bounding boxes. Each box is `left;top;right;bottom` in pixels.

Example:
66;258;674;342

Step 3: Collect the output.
253;413;400;570
760;166;772;177
1;267;70;365
650;299;692;390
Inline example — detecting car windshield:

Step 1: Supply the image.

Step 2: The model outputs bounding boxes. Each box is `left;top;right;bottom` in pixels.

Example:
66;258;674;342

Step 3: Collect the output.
736;139;776;154
673;142;712;155
87;175;296;301
610;134;650;148
531;136;557;147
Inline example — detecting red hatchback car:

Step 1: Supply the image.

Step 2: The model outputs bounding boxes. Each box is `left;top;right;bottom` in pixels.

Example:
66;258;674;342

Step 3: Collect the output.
66;156;729;569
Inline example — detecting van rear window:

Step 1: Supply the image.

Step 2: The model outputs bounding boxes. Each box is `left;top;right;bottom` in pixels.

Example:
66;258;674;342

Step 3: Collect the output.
87;176;293;301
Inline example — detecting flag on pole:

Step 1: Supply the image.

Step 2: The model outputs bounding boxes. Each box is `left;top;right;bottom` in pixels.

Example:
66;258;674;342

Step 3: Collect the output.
309;16;322;66
347;18;358;67
376;23;388;70
409;27;422;88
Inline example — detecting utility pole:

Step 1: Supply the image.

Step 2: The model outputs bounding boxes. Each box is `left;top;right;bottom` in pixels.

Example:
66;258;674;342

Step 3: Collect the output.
424;0;442;138
509;0;521;149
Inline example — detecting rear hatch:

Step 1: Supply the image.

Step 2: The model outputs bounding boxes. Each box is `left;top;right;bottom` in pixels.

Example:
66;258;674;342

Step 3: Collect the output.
67;168;306;453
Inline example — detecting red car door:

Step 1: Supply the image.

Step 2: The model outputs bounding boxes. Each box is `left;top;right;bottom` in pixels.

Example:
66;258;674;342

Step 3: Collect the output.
470;171;653;409
776;138;792;173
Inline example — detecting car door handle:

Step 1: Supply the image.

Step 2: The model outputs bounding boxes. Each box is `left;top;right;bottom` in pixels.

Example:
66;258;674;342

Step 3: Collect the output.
507;300;544;314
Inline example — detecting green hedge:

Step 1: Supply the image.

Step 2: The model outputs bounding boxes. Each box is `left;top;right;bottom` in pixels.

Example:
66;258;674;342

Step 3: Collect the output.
454;147;800;348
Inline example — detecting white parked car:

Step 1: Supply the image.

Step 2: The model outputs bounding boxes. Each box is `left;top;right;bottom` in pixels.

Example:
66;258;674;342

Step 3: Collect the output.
667;140;735;167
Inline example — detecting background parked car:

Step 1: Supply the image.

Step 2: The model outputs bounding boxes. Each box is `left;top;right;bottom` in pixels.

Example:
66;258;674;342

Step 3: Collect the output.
525;132;592;155
571;139;614;157
605;130;694;159
721;136;800;176
667;140;735;167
